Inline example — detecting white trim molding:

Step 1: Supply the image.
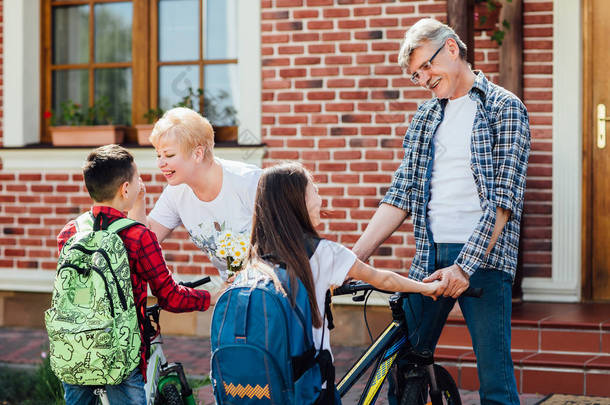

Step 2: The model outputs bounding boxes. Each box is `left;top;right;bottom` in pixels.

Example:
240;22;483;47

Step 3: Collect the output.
237;0;262;145
0;146;265;172
522;0;582;302
2;0;41;147
0;270;230;296
0;269;55;293
0;265;391;307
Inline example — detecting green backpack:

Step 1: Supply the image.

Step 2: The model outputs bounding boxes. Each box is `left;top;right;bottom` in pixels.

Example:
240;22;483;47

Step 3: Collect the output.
45;212;141;386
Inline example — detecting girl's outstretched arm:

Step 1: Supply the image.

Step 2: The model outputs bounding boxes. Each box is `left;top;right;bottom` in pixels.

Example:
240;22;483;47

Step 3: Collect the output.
346;259;447;300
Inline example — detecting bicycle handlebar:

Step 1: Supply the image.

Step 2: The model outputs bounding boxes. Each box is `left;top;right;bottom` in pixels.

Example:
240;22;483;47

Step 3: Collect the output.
179;276;211;289
333;282;391;296
333;281;483;298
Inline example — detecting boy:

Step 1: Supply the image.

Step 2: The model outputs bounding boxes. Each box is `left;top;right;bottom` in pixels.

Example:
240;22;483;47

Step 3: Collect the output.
56;144;216;405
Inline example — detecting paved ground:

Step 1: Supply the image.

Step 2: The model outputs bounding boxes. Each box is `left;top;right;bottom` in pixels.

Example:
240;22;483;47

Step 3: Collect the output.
0;327;544;404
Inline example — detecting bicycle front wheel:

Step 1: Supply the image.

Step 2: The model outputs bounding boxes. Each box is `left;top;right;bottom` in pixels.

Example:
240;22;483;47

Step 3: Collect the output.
400;365;461;405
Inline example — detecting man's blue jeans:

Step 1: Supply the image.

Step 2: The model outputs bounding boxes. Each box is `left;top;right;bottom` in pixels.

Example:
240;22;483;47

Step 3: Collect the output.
63;367;146;405
390;243;519;405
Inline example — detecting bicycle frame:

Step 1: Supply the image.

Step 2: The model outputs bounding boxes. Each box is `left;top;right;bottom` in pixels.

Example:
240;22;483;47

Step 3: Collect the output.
144;334;167;403
144;308;197;405
336;320;406;405
333;282;481;405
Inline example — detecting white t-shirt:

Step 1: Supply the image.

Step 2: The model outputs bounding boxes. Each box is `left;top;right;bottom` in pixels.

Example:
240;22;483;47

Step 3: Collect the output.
149;158;262;278
427;94;483;243
309;239;356;358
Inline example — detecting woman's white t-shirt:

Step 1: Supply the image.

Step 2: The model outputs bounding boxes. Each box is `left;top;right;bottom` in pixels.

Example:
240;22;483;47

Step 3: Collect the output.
149;158;262;278
309;239;357;358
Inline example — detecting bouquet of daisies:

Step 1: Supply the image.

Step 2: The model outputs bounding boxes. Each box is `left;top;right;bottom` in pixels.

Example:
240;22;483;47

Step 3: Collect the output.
215;230;249;277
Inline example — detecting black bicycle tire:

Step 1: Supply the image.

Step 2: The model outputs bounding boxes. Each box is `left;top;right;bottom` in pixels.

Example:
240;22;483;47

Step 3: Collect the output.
433;365;461;405
399;365;461;405
399;374;427;405
160;383;182;405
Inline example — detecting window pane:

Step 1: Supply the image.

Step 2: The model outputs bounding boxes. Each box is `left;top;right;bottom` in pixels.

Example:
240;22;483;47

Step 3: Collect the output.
94;68;132;125
53;5;89;65
159;0;199;62
205;0;237;59
94;2;133;63
159;65;199;111
52;70;89;124
204;64;239;126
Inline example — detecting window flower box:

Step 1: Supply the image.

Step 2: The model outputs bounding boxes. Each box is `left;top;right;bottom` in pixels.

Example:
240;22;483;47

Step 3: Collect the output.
135;124;154;146
50;125;126;147
213;126;238;143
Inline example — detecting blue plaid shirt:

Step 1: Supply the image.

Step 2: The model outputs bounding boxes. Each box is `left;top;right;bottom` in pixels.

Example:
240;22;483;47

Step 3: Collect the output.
382;72;530;281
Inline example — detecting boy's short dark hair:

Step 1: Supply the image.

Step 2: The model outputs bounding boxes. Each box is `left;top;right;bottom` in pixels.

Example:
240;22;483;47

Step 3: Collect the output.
83;144;135;202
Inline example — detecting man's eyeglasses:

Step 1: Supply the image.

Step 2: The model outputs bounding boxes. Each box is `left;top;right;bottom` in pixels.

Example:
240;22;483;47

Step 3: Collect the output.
410;42;445;85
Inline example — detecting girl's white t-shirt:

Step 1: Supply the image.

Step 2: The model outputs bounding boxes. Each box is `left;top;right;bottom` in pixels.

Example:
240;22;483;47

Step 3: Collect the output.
309;239;357;357
149;158;262;278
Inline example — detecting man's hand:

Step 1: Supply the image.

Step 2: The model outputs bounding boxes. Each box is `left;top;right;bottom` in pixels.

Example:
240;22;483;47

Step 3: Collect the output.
423;264;469;298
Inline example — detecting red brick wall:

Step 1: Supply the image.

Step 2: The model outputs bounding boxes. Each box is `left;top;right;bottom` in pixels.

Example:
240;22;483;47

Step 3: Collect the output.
0;0;553;281
0;171;216;275
260;0;553;278
521;0;553;277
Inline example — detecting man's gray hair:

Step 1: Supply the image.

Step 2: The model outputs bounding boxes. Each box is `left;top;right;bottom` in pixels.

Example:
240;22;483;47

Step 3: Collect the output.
398;18;467;71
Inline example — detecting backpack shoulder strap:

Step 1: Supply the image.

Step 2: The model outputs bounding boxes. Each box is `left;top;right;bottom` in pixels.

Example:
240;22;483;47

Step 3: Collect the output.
107;218;141;234
303;235;335;332
74;212;94;233
303;234;322;259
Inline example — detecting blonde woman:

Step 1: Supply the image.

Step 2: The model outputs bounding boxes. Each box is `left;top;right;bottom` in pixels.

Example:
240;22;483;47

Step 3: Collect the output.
129;107;261;279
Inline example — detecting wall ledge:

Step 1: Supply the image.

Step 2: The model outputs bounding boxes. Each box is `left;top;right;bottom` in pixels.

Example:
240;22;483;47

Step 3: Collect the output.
0;146;266;171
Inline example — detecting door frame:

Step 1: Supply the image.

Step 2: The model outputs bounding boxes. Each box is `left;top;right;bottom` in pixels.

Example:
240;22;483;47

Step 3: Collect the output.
582;0;593;301
582;0;608;301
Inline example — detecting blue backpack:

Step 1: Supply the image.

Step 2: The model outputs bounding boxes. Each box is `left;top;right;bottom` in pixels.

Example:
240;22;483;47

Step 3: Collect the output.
210;261;333;404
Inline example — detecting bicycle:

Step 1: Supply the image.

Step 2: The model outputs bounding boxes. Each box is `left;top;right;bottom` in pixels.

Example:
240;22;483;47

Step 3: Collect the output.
94;276;211;405
332;281;482;405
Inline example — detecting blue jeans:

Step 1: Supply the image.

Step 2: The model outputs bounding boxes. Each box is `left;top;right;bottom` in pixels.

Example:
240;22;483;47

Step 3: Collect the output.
389;243;519;405
63;367;146;405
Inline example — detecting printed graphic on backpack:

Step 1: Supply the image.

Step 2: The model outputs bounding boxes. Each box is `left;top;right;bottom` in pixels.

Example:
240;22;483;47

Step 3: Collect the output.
45;213;141;385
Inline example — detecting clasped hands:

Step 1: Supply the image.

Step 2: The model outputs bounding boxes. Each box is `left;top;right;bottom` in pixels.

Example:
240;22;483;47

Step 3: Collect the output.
423;264;470;299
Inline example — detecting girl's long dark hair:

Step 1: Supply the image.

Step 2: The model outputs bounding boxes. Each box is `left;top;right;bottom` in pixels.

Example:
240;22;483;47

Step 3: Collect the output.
247;162;323;328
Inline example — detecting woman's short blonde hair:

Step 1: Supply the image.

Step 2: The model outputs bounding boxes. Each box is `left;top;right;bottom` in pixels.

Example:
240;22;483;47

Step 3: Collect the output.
149;107;215;155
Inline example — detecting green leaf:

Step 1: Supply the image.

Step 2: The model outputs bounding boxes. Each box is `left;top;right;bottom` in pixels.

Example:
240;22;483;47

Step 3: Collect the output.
502;19;511;29
491;30;505;46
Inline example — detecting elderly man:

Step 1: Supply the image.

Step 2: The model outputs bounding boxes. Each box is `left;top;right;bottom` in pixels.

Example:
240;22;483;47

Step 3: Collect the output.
353;18;530;404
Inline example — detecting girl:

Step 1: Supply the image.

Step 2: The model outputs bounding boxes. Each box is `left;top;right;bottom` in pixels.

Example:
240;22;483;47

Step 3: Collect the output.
245;162;445;403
